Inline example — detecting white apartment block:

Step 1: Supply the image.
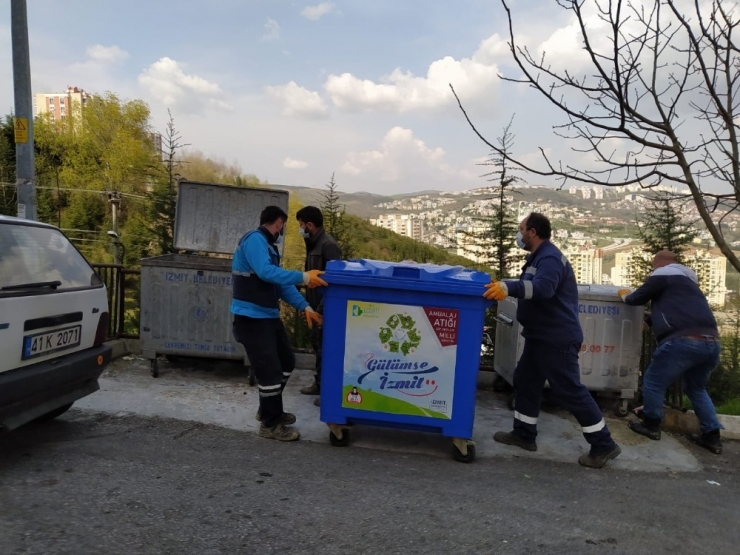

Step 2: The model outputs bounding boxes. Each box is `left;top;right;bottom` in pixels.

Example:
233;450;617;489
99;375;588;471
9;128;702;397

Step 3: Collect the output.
610;248;727;307
565;247;603;285
370;214;425;242
34;86;91;122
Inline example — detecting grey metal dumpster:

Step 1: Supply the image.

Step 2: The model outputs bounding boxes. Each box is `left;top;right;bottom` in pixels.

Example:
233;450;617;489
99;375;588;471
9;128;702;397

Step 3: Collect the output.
139;180;289;377
493;284;644;416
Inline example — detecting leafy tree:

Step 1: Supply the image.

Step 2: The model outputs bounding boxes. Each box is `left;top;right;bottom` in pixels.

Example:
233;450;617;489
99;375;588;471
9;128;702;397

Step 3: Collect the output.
0;115;16;216
454;0;740;273
320;173;354;259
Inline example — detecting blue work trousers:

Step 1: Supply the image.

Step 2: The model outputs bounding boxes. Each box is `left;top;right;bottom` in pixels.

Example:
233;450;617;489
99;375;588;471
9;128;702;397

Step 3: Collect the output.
512;340;616;452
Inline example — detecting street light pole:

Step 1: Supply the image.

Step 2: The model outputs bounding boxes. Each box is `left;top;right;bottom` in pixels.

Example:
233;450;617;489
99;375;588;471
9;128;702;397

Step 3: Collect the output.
11;0;36;221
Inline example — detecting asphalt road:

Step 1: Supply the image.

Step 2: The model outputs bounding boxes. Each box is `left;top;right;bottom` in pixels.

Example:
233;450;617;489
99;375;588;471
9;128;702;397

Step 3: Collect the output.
1;410;738;555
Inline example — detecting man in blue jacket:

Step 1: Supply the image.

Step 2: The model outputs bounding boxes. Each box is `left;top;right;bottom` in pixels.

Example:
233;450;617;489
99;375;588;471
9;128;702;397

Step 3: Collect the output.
618;250;723;454
231;205;327;442
484;212;621;468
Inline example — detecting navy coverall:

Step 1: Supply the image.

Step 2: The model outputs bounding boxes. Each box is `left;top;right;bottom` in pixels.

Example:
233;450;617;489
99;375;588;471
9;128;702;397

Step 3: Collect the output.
504;241;616;452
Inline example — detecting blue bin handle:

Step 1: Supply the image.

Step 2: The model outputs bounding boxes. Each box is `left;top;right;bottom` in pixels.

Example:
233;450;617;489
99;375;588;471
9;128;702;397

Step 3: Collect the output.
392;266;421;279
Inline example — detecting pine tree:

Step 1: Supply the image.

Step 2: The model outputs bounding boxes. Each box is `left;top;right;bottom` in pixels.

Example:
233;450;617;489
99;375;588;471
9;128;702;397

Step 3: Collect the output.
633;192;698;285
320;172;353;259
148;111;188;255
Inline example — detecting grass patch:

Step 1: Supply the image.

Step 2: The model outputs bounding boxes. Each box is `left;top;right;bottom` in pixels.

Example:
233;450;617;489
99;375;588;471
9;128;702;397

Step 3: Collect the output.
681;395;740;416
716;398;740;416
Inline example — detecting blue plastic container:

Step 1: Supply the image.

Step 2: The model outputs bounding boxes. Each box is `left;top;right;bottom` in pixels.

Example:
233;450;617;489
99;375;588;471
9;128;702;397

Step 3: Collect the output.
319;259;492;445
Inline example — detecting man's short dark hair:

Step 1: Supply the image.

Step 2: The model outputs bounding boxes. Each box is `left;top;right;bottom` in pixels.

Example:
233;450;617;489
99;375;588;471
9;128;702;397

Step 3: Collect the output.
295;206;324;228
260;205;288;225
526;212;552;240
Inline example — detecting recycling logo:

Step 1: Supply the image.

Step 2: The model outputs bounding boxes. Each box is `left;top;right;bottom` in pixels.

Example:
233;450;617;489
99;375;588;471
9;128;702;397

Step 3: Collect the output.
378;313;421;356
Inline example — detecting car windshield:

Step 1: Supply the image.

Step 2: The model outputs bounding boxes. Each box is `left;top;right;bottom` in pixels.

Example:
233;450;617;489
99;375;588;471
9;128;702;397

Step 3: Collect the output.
0;222;101;292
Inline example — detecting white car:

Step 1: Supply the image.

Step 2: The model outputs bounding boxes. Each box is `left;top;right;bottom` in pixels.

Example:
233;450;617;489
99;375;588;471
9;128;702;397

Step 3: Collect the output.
0;216;111;432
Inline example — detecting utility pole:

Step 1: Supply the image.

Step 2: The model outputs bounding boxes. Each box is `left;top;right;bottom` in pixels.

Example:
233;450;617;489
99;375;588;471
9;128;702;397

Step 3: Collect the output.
11;0;36;221
107;191;122;265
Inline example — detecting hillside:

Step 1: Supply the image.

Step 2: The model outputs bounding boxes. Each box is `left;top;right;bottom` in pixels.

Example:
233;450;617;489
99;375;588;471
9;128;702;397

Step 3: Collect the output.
343;214;487;271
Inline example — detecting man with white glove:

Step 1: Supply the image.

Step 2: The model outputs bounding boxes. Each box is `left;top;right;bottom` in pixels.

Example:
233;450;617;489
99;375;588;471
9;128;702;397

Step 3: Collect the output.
231;205;327;442
483;212;621;469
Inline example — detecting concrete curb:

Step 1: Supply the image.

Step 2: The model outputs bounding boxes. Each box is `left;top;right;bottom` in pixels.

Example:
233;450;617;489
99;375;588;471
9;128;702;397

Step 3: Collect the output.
105;338;739;441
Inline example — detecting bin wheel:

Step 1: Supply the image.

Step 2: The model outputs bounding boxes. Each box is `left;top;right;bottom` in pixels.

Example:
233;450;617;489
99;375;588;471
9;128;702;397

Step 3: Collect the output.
151;359;159;378
248;367;256;386
507;391;516;411
329;429;350;447
452;443;476;463
615;400;629;418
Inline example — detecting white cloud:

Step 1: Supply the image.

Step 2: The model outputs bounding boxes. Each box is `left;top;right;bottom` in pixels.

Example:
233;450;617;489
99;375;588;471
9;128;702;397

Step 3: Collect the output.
301;3;336;21
262;18;281;41
139;57;230;113
341;127;457;182
283;157;308;169
86;44;129;64
265;81;329;119
324;35;507;114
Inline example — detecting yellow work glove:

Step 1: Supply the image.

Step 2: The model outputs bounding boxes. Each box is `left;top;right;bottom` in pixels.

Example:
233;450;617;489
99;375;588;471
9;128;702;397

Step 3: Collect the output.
617;288;632;302
303;269;328;289
304;306;323;329
483;281;508;301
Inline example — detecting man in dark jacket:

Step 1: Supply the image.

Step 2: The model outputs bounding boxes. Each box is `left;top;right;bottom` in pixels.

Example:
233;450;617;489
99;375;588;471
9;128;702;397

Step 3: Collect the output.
484;212;621;468
296;206;342;406
618;250;723;454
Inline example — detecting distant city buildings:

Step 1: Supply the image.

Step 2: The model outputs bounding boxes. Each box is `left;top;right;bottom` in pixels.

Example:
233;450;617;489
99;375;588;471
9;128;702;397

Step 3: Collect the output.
370;214;425;242
34;86;91;122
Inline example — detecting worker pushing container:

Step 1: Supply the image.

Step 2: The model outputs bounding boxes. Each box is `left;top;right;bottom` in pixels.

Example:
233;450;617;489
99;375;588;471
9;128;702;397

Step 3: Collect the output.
493;284;644;416
319;259;493;462
139;180;289;378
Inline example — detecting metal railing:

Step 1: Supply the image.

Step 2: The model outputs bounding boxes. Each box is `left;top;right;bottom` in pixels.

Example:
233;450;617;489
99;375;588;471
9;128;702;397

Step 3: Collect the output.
91;263;141;340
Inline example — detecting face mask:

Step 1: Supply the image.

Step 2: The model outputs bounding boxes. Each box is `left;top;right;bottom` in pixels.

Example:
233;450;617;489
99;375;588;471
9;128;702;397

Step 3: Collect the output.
515;231;528;250
299;227;310;239
275;232;284;246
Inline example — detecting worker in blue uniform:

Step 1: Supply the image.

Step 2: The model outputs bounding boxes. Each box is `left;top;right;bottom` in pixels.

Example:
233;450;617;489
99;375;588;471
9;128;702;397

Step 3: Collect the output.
231;205;326;442
484;212;621;468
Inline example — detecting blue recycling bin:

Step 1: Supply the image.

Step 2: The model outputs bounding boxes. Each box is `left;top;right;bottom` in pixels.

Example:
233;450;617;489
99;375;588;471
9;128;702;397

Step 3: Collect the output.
319;259;492;462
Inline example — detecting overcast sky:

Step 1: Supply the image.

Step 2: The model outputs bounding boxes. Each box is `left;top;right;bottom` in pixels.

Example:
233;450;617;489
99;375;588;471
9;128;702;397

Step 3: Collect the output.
0;0;715;195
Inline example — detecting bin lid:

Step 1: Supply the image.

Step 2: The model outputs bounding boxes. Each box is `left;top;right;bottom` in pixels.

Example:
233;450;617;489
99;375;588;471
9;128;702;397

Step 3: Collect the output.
324;259;491;295
576;283;626;302
173;180;289;254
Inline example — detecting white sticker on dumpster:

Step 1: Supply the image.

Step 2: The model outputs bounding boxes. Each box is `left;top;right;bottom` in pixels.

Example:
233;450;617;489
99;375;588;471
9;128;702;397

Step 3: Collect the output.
342;301;457;419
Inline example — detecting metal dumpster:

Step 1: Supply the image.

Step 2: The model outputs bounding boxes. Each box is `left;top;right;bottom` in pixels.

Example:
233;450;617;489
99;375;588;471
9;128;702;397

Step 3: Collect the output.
493;284;644;416
139;180;289;377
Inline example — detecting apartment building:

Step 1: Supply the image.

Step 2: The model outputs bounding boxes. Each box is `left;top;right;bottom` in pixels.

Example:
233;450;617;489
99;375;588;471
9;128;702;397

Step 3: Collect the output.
564;247;603;285
370;214;425;242
34;86;91;122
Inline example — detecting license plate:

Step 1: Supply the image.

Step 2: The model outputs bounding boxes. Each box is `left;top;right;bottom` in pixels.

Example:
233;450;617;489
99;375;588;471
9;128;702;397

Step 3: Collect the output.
22;325;82;360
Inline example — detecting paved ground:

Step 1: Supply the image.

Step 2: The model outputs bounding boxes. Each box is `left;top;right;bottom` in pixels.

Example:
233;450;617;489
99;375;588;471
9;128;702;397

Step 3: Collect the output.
72;357;725;473
1;357;738;555
1;409;738;555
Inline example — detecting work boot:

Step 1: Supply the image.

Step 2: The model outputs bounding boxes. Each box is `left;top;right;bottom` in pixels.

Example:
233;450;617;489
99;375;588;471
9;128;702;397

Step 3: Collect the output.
629;417;661;440
300;380;319;395
258;423;300;442
690;429;723;455
493;431;537;452
578;444;622;469
255;409;296;425
313;397;320;407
